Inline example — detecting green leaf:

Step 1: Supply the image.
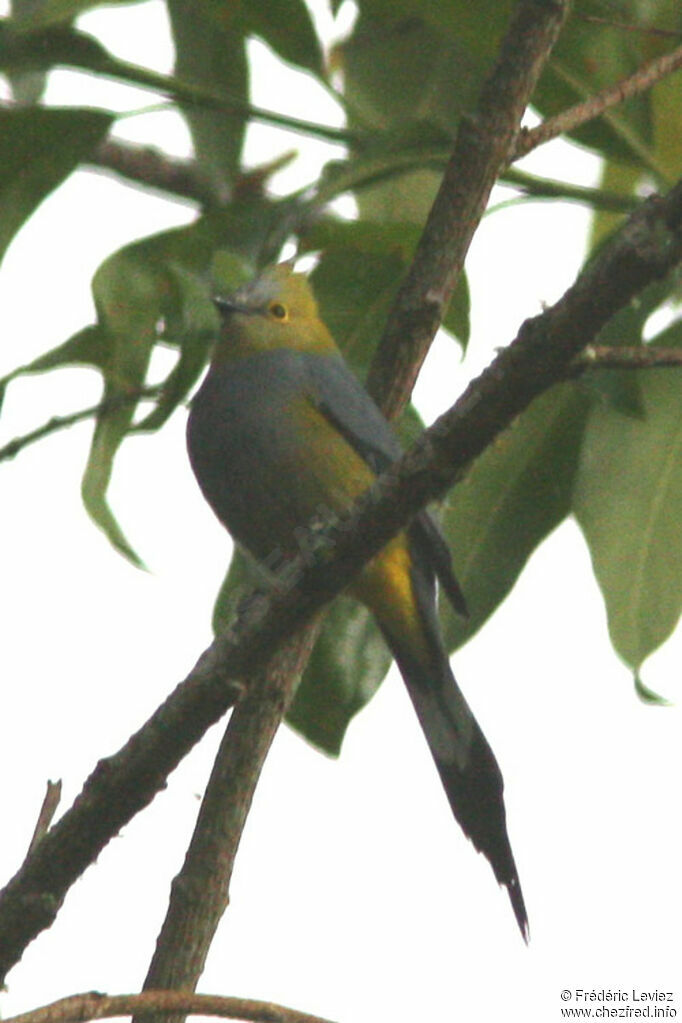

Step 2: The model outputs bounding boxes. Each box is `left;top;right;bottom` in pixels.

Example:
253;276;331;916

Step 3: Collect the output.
340;4;508;133
2;199;275;437
538;23;650;170
651;53;682;179
0;20;113;75
579;273;678;419
4;194;278;413
440;384;590;649
75;199;283;561
580;270;682;421
134;265;217;433
212;535;393;757
246;0;323;76
0;106;113;267
123;198;285;277
212;547;263;635
0;19;347;147
634;673;671;707
0;325;110;390
574;357;682;669
318;141;639;220
443;268;469;346
81;390;146;567
535;0;682;178
339;3;510;220
308;225;416;372
303;218;469;360
81;250;164;565
287;597;391;756
7;0;52;101
589;160;644;257
9;0;145;30
211;247;256;292
167;0;249;195
167;0;324;190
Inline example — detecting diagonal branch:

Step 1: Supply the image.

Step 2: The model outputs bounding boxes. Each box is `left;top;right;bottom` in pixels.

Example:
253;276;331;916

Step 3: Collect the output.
86;139;297;208
366;0;573;417
137;622;322;1015
1;166;680;984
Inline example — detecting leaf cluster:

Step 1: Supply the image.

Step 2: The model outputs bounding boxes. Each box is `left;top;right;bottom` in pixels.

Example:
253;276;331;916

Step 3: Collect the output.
2;0;682;759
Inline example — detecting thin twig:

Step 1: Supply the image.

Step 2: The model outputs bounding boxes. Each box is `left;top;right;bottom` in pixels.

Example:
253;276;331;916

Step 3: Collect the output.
0;42;355;147
513;41;682;161
577;14;681;41
500;166;638;212
313;148;639;215
87;139;298;207
0;404;106;463
87;140;213;206
26;782;62;857
0;390;156;465
573;343;682;373
3;990;336;1023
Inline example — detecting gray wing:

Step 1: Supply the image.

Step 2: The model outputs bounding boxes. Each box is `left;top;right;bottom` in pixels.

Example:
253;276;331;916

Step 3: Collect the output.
304;353;467;617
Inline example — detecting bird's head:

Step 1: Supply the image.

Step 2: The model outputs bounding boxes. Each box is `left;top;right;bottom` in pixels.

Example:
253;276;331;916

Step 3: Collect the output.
212;263;337;359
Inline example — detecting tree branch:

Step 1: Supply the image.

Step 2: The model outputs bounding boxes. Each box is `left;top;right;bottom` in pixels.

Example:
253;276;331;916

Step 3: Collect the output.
86;140;297;207
366;0;573;417
314;149;638;217
576;13;681;40
513;40;682;162
0;391;155;465
500;165;638;211
79;34;682;214
574;343;682;372
4;990;336;1023
0;38;355;147
136;622;321;1023
1;162;680;986
0;643;246;983
87;139;213;206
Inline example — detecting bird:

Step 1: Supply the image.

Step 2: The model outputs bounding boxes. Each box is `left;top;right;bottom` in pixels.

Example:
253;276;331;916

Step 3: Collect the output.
186;261;528;938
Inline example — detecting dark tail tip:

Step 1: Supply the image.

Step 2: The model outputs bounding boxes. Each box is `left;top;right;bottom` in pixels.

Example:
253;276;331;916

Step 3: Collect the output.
387;628;529;940
506;873;530;943
430;716;530;941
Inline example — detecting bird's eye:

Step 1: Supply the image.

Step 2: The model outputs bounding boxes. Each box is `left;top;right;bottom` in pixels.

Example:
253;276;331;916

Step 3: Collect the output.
269;301;288;321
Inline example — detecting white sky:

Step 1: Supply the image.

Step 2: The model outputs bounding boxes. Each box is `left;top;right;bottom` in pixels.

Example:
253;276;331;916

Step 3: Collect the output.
1;3;681;1022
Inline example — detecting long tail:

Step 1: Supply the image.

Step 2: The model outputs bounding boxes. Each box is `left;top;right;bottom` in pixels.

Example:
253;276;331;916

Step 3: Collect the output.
384;627;529;941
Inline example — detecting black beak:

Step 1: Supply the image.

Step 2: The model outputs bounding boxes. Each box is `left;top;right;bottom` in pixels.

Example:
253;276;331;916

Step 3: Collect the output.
212;295;248;317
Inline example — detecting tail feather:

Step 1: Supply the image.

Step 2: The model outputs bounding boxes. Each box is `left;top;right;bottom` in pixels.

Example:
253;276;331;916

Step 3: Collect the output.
387;633;529;941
